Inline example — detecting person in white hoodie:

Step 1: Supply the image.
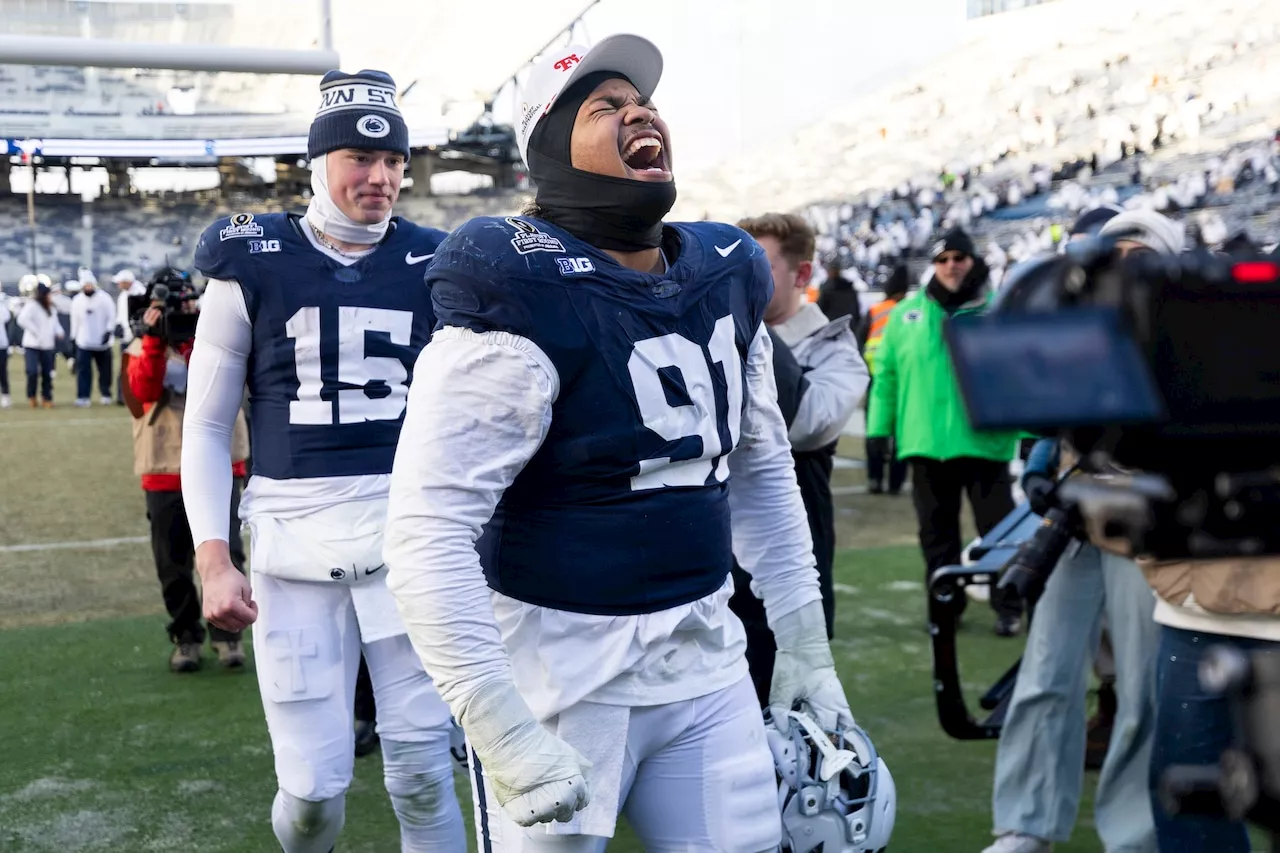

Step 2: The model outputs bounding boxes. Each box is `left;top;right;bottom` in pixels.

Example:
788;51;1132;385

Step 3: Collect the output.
0;293;11;409
17;280;64;408
70;269;117;407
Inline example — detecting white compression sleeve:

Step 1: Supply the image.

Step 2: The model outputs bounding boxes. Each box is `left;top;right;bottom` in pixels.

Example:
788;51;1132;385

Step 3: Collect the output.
181;278;252;548
384;326;559;716
728;323;822;627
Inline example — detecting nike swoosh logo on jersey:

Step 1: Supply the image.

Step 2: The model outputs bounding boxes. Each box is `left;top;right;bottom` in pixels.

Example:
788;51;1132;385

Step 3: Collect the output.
715;240;742;258
365;563;385;576
405;252;434;265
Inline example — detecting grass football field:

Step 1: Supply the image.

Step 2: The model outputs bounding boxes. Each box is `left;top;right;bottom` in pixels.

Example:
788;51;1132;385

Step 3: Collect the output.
0;360;1107;852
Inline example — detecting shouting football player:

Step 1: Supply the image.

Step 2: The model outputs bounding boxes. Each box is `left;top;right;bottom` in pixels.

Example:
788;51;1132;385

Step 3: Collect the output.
385;36;852;851
179;70;466;852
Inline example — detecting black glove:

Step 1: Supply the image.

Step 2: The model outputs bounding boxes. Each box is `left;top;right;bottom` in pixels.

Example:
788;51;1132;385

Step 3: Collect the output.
1023;473;1057;517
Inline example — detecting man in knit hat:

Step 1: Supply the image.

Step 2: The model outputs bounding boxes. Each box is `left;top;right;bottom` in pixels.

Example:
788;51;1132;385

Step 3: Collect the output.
1098;208;1187;256
181;69;465;851
979;207;1163;853
868;226;1027;637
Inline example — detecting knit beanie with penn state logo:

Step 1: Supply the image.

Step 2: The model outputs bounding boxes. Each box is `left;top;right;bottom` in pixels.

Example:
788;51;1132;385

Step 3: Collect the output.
307;69;410;159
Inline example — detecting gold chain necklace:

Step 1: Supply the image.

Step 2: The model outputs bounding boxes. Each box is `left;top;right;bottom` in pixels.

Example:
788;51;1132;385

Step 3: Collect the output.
308;221;362;258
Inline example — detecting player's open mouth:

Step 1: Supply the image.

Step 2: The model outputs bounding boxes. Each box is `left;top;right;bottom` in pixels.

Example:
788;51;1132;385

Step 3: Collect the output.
620;130;671;181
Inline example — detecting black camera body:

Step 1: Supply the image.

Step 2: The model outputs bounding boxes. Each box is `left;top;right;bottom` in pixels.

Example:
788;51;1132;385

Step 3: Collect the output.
129;268;199;345
944;239;1280;561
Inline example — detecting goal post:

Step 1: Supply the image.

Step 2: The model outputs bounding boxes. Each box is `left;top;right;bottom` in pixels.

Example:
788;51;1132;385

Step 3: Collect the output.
0;34;339;75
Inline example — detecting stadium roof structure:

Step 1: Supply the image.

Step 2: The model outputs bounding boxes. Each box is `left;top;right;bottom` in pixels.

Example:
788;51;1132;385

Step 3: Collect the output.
0;0;597;159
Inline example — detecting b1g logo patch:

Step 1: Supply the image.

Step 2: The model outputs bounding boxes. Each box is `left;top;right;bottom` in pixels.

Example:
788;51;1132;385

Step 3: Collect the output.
249;239;281;254
557;257;595;276
506;217;564;255
220;212;264;241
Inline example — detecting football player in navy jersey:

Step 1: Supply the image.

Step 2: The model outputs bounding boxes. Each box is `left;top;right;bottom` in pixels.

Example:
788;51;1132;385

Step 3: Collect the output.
384;36;854;851
178;70;465;852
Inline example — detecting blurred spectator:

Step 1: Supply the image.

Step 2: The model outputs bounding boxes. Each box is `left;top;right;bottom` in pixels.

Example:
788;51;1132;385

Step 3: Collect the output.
70;271;117;407
862;264;910;496
51;279;74;370
816;258;864;341
17;281;63;408
0;295;10;409
867;227;1024;636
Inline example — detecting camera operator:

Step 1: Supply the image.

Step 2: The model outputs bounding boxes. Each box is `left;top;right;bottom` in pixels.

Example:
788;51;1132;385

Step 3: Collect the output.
1137;467;1280;840
980;209;1166;853
124;273;251;673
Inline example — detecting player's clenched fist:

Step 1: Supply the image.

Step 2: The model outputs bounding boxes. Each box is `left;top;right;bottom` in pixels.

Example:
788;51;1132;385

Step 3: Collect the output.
460;681;592;826
195;540;258;632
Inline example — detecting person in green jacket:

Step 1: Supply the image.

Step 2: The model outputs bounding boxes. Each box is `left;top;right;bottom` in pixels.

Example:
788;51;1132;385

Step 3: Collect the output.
867;227;1025;636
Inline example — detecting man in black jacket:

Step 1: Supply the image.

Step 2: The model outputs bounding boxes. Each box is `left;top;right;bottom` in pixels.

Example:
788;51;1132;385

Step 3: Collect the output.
817;258;864;343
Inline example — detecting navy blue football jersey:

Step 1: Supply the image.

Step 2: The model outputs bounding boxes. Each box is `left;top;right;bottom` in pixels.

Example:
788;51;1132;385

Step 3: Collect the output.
194;213;446;480
429;215;772;615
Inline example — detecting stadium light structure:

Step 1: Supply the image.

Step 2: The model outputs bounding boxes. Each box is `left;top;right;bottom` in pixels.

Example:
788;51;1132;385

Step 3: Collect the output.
0;35;339;75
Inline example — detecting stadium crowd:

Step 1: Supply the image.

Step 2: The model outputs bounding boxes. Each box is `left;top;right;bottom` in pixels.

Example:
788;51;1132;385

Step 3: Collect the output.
806;132;1280;303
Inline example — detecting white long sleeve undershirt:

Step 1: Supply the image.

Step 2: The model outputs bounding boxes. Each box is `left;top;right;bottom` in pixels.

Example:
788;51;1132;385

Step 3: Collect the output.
181;278;252;547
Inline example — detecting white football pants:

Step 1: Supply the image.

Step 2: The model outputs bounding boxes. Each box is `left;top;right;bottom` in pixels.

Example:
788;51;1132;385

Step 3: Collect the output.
251;571;464;847
471;675;781;852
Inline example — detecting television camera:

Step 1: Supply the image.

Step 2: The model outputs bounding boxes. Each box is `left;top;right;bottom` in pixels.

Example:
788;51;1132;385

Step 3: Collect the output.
925;236;1280;843
128;267;199;345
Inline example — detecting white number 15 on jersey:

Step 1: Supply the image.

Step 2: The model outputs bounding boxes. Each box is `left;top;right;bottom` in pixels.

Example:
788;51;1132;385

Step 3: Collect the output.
286;305;413;426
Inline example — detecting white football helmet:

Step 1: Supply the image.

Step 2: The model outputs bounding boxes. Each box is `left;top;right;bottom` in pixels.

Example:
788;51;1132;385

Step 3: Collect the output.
18;274;38;297
766;708;896;853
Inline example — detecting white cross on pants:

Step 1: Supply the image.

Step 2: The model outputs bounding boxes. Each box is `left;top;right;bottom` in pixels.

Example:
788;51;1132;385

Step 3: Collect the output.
268;628;319;696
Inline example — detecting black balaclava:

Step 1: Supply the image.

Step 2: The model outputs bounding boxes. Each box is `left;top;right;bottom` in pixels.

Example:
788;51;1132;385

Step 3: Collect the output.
526;70;677;252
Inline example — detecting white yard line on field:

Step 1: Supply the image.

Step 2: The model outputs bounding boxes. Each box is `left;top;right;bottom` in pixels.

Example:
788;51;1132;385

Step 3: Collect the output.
0;417;128;429
0;536;148;554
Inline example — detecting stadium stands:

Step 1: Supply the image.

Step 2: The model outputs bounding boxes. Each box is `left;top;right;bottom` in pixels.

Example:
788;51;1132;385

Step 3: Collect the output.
0;189;531;287
2;0;1277;294
675;0;1280;223
0;0;320;139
